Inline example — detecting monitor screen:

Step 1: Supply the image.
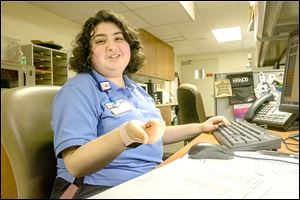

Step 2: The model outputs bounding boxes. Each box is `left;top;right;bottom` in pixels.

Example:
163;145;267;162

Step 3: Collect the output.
137;83;148;93
279;30;299;116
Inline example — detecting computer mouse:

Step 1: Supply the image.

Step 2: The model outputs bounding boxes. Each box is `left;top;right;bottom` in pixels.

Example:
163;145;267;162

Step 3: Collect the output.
188;142;234;159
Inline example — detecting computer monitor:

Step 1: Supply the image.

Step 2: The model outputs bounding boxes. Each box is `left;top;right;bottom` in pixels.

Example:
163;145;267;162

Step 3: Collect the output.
279;30;299;118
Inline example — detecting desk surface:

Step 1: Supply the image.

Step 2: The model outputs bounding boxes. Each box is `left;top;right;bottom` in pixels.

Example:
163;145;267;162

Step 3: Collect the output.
159;129;299;168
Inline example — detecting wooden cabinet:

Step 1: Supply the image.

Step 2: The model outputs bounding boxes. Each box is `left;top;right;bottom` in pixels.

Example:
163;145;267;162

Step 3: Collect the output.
156;41;175;80
137;29;175;80
21;44;68;86
158;106;172;126
137;30;157;76
157;104;178;126
1;144;17;198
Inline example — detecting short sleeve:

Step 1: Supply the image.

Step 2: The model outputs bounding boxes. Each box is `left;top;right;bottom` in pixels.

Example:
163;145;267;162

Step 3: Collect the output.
52;85;101;157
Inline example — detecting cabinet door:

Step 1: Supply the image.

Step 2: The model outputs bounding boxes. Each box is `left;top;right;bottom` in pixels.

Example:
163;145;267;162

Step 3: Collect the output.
137;29;175;80
137;30;157;76
156;41;168;79
156;42;175;80
166;45;175;80
158;106;172;126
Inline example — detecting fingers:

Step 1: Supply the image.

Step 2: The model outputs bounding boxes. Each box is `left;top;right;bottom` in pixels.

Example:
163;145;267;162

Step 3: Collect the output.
209;116;231;127
145;119;166;131
124;119;166;145
218;116;231;127
144;119;166;144
125;120;149;144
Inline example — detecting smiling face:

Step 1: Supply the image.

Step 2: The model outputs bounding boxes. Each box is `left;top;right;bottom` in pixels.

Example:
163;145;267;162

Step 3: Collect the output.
90;22;131;79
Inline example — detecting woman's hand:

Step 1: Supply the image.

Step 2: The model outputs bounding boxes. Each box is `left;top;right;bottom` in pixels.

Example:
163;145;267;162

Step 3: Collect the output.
124;119;166;144
200;116;230;133
144;119;166;144
124;120;149;144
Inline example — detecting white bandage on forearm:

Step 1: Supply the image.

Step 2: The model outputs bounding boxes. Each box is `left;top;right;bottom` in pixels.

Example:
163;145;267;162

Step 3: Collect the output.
119;122;135;147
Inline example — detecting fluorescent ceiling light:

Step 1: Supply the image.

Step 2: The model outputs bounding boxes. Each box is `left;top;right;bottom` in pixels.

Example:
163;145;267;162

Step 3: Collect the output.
249;1;255;7
179;1;195;21
212;26;241;43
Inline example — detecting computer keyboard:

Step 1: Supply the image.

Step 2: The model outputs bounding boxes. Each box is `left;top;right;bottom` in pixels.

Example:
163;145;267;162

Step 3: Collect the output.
213;120;283;151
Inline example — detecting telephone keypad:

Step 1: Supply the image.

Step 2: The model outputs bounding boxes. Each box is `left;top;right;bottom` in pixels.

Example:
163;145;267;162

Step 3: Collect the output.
252;102;296;130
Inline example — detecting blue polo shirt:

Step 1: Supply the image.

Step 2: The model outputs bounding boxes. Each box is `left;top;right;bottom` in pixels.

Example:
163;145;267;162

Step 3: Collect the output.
51;69;163;186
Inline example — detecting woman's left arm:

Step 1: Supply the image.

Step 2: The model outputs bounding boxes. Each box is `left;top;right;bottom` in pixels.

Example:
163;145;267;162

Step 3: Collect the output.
162;116;230;145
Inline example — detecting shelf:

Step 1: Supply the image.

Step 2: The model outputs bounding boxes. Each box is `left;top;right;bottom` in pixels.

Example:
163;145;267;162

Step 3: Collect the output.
35;69;52;74
53;73;67;76
21;44;68;86
36;80;52;85
34;58;51;62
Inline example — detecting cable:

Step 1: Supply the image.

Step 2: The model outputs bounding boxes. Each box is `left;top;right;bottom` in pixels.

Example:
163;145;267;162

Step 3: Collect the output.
233;154;299;165
283;133;299;153
288;133;299;141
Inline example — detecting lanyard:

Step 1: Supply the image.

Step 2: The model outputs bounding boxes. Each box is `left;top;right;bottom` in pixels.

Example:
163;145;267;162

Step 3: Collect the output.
89;71;133;115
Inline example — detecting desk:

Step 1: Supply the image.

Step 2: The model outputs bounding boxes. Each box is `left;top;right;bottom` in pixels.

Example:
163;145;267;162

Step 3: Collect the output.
159;130;299;168
89;130;299;199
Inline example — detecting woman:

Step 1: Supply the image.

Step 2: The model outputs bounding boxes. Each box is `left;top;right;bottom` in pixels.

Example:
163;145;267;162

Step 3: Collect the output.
50;10;230;198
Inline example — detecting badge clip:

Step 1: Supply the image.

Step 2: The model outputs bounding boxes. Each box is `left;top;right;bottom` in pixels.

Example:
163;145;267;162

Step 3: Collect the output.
99;81;111;91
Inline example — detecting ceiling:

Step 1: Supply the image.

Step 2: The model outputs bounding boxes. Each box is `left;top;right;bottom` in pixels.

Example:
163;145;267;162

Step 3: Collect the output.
27;1;255;57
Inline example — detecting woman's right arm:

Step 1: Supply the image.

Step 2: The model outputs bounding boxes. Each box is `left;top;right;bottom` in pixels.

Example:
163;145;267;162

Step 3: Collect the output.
62;127;126;178
62;118;165;178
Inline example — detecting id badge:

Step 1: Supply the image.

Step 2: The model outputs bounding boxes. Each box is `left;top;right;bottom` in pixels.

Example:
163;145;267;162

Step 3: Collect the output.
105;99;132;115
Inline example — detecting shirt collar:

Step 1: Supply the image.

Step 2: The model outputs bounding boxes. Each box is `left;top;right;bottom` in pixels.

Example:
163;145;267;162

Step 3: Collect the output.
90;69;136;91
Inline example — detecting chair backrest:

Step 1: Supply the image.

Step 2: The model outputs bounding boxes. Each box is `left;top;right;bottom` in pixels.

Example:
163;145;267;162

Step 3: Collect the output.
1;85;61;199
177;83;207;124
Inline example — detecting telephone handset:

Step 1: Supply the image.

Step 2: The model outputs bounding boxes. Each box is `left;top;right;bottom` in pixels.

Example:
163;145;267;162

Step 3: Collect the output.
244;93;274;121
244;93;297;130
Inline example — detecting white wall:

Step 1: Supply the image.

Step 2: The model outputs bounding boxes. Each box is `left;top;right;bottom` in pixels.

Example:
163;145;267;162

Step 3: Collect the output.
178;50;251;73
164;50;252;155
2;1;80;52
182;59;218;116
179;50;251;113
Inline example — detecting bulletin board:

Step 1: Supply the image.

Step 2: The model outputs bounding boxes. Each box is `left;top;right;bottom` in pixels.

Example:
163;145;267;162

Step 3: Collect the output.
214;69;285;121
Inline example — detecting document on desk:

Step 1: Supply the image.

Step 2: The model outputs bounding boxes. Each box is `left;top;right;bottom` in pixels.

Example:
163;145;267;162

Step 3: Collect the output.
89;152;299;199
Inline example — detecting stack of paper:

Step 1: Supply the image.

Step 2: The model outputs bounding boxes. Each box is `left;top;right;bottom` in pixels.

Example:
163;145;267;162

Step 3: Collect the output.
89;152;299;199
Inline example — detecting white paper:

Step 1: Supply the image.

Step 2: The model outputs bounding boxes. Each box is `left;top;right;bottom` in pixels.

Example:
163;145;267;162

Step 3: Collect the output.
89;152;299;199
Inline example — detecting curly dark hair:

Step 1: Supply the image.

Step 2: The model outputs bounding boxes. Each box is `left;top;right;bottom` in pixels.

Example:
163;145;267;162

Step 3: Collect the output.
69;10;145;74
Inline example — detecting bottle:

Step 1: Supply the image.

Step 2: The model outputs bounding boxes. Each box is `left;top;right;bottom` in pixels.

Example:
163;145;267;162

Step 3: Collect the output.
172;115;178;125
20;52;27;66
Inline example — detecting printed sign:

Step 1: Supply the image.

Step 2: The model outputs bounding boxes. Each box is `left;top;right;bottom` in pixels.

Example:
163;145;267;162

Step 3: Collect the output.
214;79;232;98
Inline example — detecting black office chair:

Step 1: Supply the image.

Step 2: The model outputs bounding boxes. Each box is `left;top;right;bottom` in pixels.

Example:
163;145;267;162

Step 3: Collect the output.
1;86;61;198
177;83;210;144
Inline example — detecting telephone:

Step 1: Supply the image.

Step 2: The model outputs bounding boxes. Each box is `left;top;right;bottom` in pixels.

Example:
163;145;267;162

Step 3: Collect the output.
244;93;297;130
